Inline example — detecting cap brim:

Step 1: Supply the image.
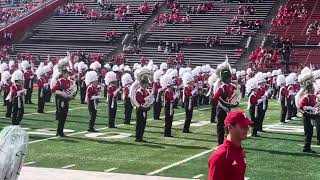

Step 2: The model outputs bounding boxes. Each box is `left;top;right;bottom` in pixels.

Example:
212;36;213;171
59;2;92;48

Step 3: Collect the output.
239;118;254;127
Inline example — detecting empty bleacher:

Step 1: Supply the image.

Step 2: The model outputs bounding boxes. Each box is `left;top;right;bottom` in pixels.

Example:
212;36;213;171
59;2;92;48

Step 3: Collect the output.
29;0;159;43
146;0;274;47
124;47;242;67
11;43;117;63
270;0;320;45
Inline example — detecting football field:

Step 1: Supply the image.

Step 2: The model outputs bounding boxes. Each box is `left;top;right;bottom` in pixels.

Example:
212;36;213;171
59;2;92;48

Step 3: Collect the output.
1;93;320;180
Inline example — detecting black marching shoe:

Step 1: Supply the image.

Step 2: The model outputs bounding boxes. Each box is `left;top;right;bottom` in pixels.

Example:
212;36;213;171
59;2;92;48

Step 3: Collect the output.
56;132;67;137
88;129;98;133
303;148;316;153
164;134;173;137
183;129;192;133
135;139;147;143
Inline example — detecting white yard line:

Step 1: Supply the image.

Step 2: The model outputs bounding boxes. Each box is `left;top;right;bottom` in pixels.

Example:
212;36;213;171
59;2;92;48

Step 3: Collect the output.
28;107;209;144
104;167;118;172
62;164;76;169
147;121;281;175
192;174;203;179
24;162;36;166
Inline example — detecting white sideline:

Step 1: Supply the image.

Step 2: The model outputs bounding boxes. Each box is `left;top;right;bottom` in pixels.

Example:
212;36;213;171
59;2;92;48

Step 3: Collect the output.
104;168;118;172
19;167;190;180
192;174;203;179
62;164;76;169
147;121;282;175
28;107;210;144
24;162;36;166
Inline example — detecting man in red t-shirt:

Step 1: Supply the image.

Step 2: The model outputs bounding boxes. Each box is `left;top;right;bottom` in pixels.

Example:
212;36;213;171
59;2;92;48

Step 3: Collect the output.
208;110;253;180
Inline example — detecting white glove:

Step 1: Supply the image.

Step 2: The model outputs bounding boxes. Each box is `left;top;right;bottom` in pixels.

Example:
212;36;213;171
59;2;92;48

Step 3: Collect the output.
91;95;101;100
173;92;180;99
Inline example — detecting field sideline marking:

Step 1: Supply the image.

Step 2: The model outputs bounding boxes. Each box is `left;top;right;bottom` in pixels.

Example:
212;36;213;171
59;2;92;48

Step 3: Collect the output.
192;174;203;179
147;121;282;175
62;164;76;169
104;167;118;172
24;161;36;166
28;107;210;144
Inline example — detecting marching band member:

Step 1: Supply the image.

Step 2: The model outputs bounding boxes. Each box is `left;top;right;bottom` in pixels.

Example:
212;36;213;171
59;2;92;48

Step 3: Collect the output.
161;74;179;137
286;74;296;120
207;73;218;123
130;67;154;142
36;66;47;113
121;73;134;124
297;68;317;153
85;71;100;132
8;70;25;125
105;71;121;128
255;72;268;132
78;61;88;104
277;74;287;123
153;70;163;120
1;71;12;118
51;60;74;137
182;72;196;133
213;58;239;145
21;60;34;104
45;62;53;103
246;77;261;136
159;62;168;73
0;63;9;83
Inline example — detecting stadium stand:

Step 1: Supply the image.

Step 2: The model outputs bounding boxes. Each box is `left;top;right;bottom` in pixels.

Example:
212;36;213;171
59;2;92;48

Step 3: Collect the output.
146;0;274;47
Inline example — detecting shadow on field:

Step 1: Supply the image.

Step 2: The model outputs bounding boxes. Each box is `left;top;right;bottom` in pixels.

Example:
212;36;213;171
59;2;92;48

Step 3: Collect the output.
254;135;302;142
264;131;304;137
69;136;165;149
245;147;320;157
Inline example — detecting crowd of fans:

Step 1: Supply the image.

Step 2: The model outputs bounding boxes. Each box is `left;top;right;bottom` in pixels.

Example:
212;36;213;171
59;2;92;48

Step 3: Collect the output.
271;3;307;26
306;21;320;35
1;1;45;26
0;45;14;61
238;5;255;15
55;3;87;16
186;2;214;14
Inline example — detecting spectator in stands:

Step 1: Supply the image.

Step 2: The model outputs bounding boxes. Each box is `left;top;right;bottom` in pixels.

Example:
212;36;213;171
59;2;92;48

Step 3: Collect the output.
158;41;163;51
125;5;132;17
182;14;190;24
139;0;149;14
132;35;139;47
236;27;243;36
97;0;105;10
225;26;233;35
132;20;139;35
152;1;159;14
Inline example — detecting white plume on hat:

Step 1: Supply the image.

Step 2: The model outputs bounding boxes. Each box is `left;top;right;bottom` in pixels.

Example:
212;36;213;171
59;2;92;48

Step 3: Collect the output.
288;72;298;81
271;70;278;76
313;69;320;79
286;75;295;86
124;65;131;72
90;61;101;71
201;64;211;73
169;69;178;77
246;77;258;94
160;74;174;88
85;71;98;85
236;71;241;79
11;70;24;83
133;63;139;70
104;63;111;70
9;60;14;68
160;63;168;71
254;72;266;83
36;66;46;78
153;70;162;82
315;79;320;93
104;71;117;85
153;65;159;71
246;68;252;75
298;67;313;83
77;61;88;72
208;73;218;86
276;75;286;87
266;72;272;78
240;70;246;76
20;60;30;71
1;71;11;84
121;73;133;87
112;65;120;72
0;63;9;73
73;62;79;71
147;60;154;70
232;68;236;74
182;72;193;87
119;64;125;71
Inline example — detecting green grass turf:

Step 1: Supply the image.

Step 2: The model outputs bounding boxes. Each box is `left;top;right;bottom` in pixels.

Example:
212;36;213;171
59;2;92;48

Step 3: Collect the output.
1;91;320;180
